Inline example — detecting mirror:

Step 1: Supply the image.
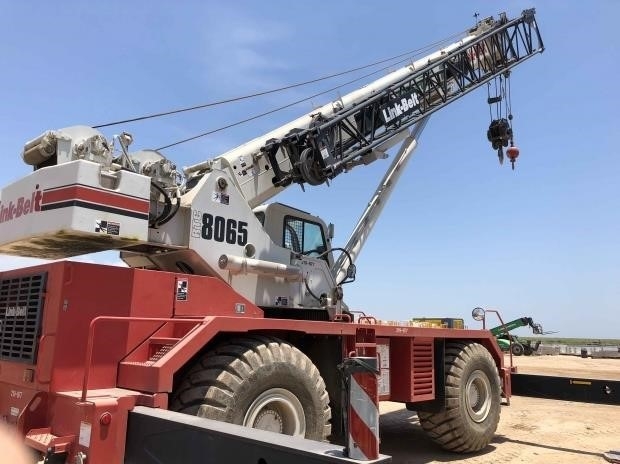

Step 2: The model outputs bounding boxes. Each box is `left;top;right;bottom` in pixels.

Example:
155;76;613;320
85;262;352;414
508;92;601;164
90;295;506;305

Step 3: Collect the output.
472;307;486;321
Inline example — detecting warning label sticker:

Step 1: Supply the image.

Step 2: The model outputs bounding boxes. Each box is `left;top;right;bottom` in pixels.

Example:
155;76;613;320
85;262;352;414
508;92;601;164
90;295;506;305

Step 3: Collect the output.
176;278;188;301
95;220;120;235
79;421;92;447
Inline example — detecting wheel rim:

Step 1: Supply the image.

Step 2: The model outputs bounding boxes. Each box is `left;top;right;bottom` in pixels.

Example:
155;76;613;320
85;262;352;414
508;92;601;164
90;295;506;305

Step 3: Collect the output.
465;370;492;423
513;344;523;355
243;388;306;436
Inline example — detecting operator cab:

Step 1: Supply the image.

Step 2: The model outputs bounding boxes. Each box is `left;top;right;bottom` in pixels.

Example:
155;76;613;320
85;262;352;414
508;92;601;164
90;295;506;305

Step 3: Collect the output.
253;203;334;267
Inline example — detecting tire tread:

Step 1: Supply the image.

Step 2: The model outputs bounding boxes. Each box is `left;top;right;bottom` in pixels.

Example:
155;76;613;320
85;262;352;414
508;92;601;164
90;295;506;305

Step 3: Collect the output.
418;341;501;453
170;335;331;440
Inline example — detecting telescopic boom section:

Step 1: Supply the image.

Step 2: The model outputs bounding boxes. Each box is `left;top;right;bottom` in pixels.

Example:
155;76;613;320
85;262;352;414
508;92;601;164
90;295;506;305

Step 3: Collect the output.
185;9;544;208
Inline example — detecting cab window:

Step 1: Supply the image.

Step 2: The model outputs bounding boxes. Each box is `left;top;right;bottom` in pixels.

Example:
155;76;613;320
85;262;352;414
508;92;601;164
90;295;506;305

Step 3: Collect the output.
283;216;327;258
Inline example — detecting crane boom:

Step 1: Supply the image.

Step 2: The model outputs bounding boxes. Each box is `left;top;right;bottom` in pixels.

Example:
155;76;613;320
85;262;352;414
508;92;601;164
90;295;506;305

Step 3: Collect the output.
183;9;543;209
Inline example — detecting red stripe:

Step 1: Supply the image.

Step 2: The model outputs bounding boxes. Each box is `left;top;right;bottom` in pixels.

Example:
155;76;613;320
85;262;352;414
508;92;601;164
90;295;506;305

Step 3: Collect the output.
352;372;379;407
349;407;379;460
43;185;149;213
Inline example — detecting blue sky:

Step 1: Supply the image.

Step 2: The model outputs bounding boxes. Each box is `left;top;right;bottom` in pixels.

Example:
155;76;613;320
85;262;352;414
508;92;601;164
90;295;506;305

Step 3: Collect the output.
0;1;618;338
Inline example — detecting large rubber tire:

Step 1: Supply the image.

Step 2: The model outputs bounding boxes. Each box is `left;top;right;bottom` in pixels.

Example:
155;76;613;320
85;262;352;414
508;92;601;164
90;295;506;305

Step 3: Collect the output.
418;341;501;453
170;335;331;441
511;342;524;356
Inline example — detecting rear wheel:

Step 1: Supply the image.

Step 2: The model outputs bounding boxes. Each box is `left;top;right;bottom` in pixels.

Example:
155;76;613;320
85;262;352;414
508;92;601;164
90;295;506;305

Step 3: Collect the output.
418;341;501;453
170;335;331;441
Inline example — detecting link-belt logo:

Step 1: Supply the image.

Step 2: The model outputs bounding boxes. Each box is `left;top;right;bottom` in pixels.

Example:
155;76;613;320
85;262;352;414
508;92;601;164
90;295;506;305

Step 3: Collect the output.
380;92;421;124
4;306;28;317
0;185;42;224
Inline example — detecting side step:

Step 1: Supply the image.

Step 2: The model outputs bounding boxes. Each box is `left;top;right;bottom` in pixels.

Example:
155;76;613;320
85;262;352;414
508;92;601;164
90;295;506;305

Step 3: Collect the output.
122;337;181;366
124;406;391;464
25;428;73;462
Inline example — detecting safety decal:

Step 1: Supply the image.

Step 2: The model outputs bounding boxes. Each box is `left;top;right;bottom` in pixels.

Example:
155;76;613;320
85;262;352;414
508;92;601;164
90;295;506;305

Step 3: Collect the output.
235;155;258;178
176;278;188;301
79;421;92;447
95;220;120;235
212;191;229;205
377;343;391;396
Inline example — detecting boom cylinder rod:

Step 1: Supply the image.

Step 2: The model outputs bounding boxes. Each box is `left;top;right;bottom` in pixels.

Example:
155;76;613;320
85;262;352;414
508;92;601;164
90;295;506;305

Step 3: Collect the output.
218;254;303;281
333;118;428;283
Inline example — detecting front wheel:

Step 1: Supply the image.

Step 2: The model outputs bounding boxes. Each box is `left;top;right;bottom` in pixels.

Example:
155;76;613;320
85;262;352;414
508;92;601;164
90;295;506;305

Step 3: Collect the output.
511;342;524;356
170;335;331;441
418;341;501;453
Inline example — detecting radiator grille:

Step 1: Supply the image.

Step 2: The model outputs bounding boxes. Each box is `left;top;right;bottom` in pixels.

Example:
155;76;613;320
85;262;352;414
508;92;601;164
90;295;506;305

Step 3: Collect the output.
0;272;47;364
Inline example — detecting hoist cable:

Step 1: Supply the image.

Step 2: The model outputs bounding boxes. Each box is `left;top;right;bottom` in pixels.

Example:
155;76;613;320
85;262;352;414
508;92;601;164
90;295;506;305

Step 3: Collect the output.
506;74;512;120
155;29;479;151
498;76;503;119
487;83;493;120
92;30;467;129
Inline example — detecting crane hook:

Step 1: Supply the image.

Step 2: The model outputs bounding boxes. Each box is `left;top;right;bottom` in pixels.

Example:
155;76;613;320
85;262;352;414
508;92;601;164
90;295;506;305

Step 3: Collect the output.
506;143;520;170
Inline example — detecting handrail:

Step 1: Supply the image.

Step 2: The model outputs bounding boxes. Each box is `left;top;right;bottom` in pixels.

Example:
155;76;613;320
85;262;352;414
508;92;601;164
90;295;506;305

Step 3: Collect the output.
80;315;207;402
480;309;514;368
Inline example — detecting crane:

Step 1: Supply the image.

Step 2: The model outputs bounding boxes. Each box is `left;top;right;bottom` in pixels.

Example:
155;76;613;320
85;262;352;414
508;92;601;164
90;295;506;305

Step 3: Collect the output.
0;10;544;463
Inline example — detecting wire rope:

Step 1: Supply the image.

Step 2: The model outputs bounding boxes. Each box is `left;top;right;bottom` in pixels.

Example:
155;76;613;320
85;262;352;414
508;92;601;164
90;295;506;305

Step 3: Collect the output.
92;30;467;130
155;31;473;150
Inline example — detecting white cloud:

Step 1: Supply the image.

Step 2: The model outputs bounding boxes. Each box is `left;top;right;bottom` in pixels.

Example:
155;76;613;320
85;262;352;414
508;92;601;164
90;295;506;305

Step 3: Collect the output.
199;8;293;92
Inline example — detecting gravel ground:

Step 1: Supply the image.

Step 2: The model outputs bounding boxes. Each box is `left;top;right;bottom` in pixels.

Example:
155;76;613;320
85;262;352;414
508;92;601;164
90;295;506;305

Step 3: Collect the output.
378;354;620;464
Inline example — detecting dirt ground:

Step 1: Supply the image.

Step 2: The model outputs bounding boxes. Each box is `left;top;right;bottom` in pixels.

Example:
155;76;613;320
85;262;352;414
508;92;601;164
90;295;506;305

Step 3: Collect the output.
378;354;620;464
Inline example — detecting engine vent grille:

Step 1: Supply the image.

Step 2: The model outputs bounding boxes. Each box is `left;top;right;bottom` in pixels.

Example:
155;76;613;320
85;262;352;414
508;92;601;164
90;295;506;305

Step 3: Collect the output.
412;340;434;397
0;272;47;364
